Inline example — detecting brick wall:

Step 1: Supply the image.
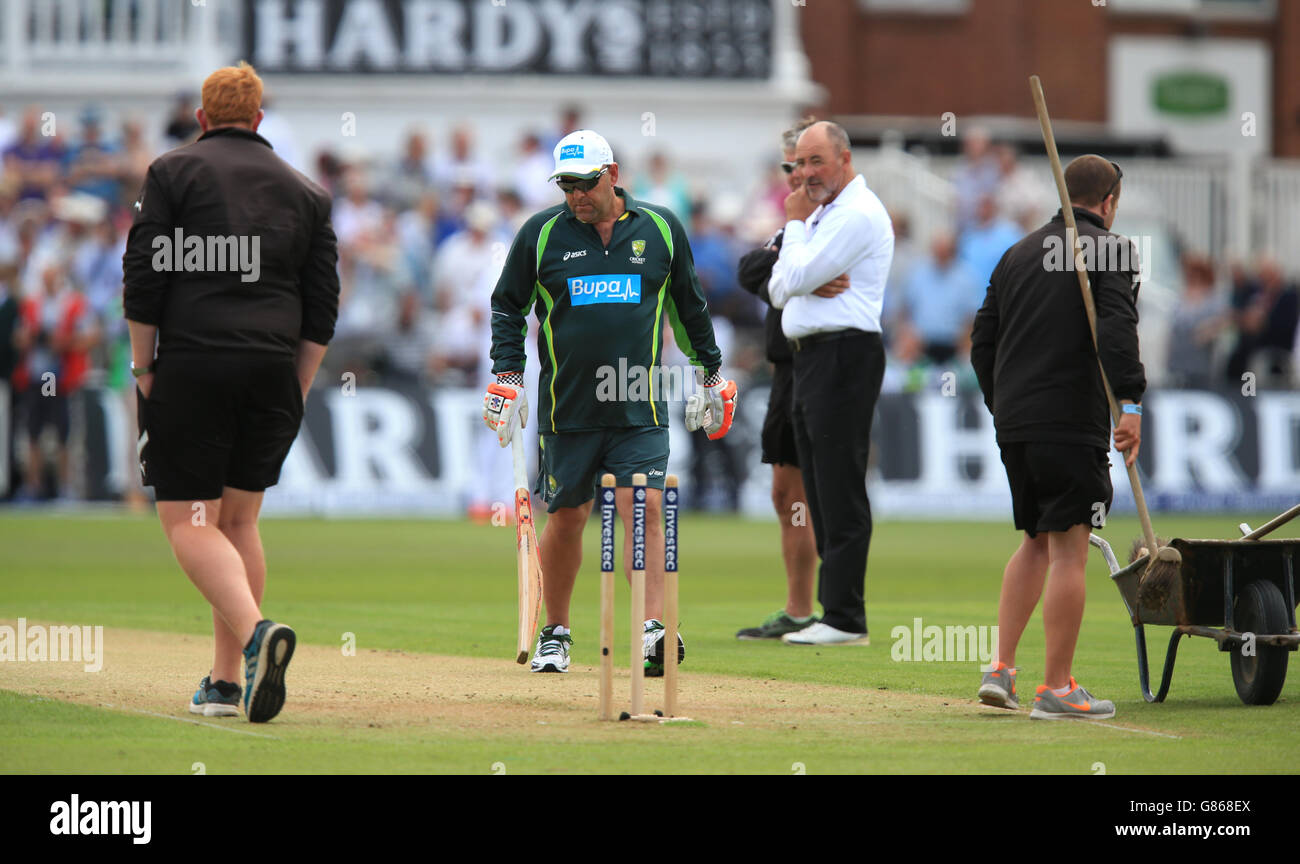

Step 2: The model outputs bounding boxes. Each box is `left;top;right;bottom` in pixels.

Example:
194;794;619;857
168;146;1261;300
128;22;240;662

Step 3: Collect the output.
799;0;1300;156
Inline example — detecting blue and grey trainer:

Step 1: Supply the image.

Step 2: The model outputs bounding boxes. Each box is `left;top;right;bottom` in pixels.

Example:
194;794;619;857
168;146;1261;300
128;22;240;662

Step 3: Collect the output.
643;619;685;678
243;620;296;723
978;663;1019;710
188;675;241;717
1030;677;1116;720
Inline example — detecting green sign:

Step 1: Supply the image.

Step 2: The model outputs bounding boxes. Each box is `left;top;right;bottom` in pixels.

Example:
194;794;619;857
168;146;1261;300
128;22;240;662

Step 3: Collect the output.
1152;71;1230;116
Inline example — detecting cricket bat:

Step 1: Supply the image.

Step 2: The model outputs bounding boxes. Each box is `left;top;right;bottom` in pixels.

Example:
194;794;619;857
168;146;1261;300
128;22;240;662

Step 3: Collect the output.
513;422;543;664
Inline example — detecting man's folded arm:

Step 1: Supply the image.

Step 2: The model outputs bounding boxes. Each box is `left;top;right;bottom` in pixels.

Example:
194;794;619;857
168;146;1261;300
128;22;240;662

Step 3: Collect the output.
768;209;871;309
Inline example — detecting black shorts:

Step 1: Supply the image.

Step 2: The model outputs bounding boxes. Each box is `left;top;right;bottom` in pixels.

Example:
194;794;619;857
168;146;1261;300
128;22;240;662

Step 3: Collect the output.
137;351;304;502
999;441;1112;537
760;361;799;466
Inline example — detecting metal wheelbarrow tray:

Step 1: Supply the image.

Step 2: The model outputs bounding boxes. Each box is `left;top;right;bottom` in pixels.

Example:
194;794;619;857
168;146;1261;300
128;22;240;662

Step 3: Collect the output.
1090;534;1300;705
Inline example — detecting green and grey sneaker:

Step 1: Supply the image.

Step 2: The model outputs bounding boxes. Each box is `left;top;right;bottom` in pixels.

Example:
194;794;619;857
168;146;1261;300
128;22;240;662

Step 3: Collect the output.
1030;677;1115;720
736;611;820;640
977;663;1019;710
643;619;685;678
530;625;572;673
188;675;241;717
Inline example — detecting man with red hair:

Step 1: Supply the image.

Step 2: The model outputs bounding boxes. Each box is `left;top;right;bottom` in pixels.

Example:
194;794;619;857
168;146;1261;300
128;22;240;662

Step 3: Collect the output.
123;62;339;722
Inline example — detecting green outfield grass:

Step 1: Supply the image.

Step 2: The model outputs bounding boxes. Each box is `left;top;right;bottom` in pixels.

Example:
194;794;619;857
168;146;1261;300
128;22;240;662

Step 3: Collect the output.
1;509;1298;774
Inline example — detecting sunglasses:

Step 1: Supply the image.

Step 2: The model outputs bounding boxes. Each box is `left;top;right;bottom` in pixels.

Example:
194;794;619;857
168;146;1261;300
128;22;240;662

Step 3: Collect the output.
556;167;608;194
781;161;796;174
1103;161;1122;202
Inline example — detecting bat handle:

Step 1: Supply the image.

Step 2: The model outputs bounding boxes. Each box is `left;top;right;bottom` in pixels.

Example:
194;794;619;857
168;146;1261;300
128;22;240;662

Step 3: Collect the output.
511;418;528;492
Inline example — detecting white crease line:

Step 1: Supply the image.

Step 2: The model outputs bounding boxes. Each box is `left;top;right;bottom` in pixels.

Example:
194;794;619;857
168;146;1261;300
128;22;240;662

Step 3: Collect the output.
1082;721;1181;740
101;703;279;739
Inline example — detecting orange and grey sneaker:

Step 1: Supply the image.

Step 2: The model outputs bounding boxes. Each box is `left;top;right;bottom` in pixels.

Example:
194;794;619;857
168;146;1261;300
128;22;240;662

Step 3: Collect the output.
1029;677;1116;720
978;662;1019;710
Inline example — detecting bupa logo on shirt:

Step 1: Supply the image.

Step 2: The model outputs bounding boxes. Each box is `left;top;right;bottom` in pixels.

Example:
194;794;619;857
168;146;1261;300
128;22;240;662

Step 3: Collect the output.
568;274;641;306
559;144;584;159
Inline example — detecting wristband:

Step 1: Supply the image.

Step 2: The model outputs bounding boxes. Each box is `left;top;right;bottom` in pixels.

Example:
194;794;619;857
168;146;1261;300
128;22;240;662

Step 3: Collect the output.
131;361;154;378
1121;403;1142;416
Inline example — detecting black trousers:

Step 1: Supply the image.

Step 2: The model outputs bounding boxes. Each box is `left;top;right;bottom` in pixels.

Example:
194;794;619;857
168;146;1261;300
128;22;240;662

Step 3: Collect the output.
790;330;885;634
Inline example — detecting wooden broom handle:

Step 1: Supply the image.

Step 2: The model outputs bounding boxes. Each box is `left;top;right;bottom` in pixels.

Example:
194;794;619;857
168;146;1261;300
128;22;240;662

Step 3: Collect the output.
1029;75;1158;557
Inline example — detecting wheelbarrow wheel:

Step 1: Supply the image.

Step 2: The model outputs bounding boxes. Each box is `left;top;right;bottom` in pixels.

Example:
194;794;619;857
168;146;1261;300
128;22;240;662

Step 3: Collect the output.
1230;579;1289;706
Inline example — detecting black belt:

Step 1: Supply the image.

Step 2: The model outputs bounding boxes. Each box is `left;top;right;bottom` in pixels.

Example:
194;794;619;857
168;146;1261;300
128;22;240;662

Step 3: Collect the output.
788;329;871;352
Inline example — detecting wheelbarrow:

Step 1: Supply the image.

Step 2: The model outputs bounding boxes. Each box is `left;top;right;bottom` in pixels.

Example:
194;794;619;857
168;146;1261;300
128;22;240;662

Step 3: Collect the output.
1090;503;1300;705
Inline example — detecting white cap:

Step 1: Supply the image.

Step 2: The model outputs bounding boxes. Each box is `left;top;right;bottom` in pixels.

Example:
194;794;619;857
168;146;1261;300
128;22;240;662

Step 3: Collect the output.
549;130;614;181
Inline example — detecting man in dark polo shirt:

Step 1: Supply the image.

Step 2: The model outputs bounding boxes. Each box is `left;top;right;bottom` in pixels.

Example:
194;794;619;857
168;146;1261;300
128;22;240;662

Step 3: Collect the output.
971;155;1145;720
484;130;736;675
123;62;339;722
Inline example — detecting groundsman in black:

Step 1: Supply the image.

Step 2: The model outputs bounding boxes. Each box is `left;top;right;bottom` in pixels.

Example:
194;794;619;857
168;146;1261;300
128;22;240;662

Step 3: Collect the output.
970;154;1144;718
122;62;337;722
971;205;1144;451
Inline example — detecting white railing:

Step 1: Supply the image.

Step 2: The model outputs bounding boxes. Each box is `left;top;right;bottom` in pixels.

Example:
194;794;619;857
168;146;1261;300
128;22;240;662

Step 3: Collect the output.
1254;160;1300;276
1;0;236;76
924;154;1235;263
856;141;956;248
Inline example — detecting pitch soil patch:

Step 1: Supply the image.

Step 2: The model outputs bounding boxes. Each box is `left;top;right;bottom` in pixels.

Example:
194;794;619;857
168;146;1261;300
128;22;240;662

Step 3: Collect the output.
0;623;1175;741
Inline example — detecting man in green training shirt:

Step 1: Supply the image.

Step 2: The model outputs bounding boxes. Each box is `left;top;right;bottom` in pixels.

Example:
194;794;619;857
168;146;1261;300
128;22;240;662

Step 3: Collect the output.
484;130;738;674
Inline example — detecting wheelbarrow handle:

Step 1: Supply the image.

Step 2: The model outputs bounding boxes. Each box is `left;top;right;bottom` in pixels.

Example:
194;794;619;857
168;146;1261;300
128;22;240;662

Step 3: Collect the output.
1089;533;1122;576
1239;502;1300;541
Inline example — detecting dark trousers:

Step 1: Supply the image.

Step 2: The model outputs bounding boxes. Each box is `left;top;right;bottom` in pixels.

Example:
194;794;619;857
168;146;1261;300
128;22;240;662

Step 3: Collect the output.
790;330;885;634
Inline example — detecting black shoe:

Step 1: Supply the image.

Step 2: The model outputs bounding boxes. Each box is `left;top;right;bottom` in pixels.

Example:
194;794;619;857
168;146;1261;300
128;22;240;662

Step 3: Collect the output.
736;611;820;640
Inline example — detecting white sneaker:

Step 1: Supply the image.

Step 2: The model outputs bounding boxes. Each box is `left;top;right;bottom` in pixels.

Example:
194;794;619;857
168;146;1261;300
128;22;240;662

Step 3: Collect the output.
642;619;685;677
530;625;572;672
781;622;870;645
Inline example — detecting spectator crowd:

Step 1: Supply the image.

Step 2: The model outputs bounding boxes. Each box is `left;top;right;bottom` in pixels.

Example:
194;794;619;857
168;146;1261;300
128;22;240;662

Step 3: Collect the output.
1;101;1296;507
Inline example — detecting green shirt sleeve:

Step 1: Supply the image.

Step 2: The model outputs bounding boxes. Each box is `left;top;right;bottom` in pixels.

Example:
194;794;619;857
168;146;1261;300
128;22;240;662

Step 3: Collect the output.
490;219;538;375
663;212;722;375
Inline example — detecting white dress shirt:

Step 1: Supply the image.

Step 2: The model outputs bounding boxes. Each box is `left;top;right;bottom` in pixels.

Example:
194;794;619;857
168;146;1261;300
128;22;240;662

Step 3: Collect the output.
768;173;894;340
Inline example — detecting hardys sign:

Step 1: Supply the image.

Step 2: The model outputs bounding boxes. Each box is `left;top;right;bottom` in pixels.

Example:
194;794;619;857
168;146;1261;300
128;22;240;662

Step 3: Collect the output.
243;0;774;78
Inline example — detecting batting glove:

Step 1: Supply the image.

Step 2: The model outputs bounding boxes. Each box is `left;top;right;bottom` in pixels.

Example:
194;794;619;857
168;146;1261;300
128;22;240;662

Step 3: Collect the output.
484;372;528;447
685;368;739;440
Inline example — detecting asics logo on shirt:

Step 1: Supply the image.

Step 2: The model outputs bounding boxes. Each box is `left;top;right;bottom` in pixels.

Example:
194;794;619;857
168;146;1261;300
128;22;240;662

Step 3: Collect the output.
562;250;587;261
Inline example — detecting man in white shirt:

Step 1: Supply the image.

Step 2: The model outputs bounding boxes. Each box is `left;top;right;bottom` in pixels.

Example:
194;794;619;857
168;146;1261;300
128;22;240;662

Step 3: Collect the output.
768;121;894;646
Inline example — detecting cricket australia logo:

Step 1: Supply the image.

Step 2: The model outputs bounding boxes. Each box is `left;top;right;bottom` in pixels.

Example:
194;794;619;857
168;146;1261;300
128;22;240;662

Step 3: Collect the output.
629;239;646;264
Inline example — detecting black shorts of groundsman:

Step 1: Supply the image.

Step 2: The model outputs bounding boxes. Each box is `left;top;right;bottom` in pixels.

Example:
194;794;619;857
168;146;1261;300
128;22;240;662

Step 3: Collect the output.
999;442;1113;538
759;360;799;467
137;351;303;502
